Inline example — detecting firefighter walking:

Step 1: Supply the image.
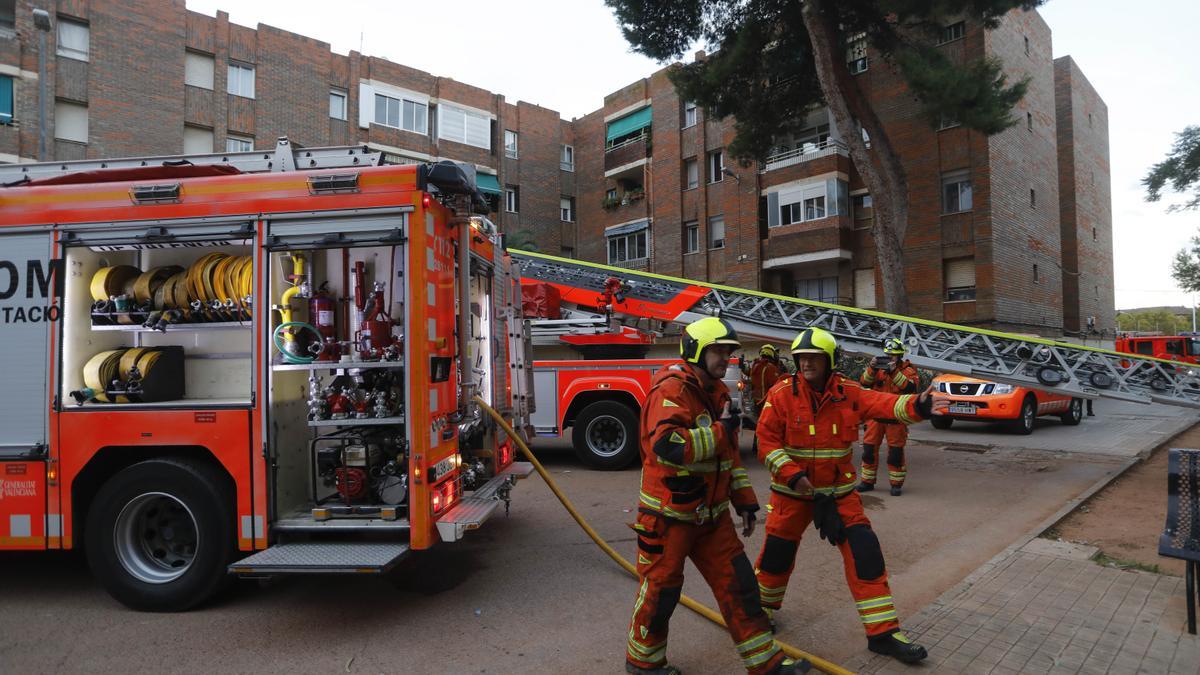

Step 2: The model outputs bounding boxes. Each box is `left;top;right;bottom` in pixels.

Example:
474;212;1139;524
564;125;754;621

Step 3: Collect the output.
746;344;785;456
625;317;808;675
753;327;946;664
858;338;920;496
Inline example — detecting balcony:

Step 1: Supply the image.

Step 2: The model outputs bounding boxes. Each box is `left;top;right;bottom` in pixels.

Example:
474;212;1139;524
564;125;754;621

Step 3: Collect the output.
761;138;849;173
604;132;650;174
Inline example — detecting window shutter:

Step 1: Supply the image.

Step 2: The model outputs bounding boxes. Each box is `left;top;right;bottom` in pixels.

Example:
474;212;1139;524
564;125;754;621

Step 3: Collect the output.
183;126;213;154
945;258;976;288
358;82;375;129
854;269;876;309
185;52;214;89
767;192;780;228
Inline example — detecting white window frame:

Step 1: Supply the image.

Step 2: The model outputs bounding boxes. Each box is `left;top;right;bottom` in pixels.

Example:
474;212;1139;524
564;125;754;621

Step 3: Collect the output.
708;150;724;184
684;221;700;254
375;93;428;136
505;129;519;158
505;186;519;213
226;134;253;152
54;100;87;143
776;182;830;226
708;215;725;249
437;102;490;149
684;157;699;190
227;62;255;99
560;144;574;171
607;230;648;264
560;197;574;223
57;18;89;62
683;101;698;128
329;89;347;120
185;51;215;90
942;172;972;214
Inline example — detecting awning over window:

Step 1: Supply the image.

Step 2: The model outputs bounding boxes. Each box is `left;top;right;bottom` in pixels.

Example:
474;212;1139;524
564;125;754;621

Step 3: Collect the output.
475;172;501;195
605;218;649;237
606;107;652;142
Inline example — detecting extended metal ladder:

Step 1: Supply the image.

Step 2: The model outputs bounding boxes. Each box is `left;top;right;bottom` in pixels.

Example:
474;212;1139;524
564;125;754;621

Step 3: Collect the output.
511;250;1200;409
0;137;384;183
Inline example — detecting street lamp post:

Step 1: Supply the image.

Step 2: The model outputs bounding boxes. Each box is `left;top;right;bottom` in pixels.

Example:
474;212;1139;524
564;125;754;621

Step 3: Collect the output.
32;9;51;161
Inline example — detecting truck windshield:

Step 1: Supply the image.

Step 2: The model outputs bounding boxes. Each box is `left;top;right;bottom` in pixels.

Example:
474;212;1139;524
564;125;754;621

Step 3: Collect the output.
1189;339;1200;356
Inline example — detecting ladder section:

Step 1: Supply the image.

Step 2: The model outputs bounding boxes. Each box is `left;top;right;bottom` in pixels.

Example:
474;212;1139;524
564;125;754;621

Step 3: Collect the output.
510;250;1200;409
0;137;383;183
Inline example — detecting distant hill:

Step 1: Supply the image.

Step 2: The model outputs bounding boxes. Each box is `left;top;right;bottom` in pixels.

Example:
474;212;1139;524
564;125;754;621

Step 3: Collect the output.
1116;305;1190;314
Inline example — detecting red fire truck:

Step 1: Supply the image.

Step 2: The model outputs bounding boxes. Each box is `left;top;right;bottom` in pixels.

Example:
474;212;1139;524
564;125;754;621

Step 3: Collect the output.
1116;334;1200;365
0;140;533;611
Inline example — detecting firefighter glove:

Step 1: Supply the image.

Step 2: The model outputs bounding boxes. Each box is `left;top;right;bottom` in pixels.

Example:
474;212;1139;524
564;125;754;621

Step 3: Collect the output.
915;387;935;419
740;510;757;537
720;411;741;443
813;494;846;546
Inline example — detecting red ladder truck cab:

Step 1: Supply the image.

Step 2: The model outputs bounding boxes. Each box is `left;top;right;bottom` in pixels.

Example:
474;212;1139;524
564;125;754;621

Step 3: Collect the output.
0;140;534;611
523;281;743;469
1116;334;1200;365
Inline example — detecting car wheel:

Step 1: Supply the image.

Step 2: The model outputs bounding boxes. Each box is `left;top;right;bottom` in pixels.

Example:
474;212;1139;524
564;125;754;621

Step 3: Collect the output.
930;416;953;430
1011;397;1036;435
572;400;640;469
1060;398;1083;426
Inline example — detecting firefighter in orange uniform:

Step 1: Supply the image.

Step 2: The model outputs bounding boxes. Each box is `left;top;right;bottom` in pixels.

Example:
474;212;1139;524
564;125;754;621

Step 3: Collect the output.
749;344;784;412
858;338;920;496
625;317;809;675
753;327;946;665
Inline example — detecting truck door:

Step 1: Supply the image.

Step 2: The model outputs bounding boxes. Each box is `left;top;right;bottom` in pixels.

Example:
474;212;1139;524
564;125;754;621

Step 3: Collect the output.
0;232;56;550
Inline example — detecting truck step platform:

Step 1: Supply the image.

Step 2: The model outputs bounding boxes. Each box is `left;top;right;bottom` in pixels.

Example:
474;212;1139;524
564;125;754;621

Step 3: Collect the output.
273;516;411;533
227;542;410;575
436;461;535;542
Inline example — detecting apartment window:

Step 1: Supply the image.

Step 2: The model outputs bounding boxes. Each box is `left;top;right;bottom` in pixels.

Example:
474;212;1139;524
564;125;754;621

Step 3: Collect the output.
438;103;489;148
0;75;12;124
708;150;724;183
227;62;255;99
184;51;215;90
938;115;960;130
1024;36;1030;56
945;257;977;301
561;247;575;259
54;100;87;143
375;93;428;135
505;130;519;158
1090;170;1095;186
560;144;574;171
183;126;213;154
57;18;89;61
606;188;617;201
853;194;874;229
1033;264;1039;283
798;277;838;304
1030;188;1036;208
777;183;831;226
938;22;965;45
226;134;253;152
854;269;876;309
683;101;698;128
505;186;519;213
684;221;700;254
1026;112;1033;132
708;215;725;249
684;157;699;190
0;1;13;31
942;172;972;213
846;34;868;74
329;89;347;120
608;229;648;264
560;197;574;222
1093;227;1097;241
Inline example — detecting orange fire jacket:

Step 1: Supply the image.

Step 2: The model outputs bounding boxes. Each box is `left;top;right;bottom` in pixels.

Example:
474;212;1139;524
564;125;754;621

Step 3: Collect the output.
749;357;783;407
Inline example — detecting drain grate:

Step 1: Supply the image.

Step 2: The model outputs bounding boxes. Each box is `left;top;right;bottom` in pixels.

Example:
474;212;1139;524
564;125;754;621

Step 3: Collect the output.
942;445;988;454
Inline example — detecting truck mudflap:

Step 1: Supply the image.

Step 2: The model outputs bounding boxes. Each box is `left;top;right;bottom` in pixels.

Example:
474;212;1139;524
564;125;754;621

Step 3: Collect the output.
436;461;534;542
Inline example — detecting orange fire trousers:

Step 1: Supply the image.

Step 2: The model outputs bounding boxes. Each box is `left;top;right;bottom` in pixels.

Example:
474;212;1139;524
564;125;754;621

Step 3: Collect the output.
861;421;907;487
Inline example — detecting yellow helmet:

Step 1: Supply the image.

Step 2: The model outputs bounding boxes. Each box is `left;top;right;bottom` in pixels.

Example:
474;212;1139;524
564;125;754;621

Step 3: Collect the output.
883;337;905;355
760;344;777;358
680;317;741;364
791;327;840;369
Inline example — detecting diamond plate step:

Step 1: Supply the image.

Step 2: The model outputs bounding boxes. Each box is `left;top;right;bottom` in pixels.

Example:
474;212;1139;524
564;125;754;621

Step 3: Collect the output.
436;462;535;542
228;542;410;575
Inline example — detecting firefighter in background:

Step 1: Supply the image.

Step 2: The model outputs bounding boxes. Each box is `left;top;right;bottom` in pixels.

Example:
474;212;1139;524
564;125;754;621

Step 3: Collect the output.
858;338;920;496
753;327;947;665
746;344;785;455
625;317;808;675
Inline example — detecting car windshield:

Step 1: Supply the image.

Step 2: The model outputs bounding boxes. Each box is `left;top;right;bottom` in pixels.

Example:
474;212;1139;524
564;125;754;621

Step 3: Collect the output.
1189;338;1200;356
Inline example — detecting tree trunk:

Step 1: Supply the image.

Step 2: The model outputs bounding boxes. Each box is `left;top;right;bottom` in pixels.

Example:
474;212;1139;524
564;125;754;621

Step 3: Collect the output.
801;1;912;315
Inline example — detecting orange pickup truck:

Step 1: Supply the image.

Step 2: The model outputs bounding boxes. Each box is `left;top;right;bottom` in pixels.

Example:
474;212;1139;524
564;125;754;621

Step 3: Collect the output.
930;374;1084;435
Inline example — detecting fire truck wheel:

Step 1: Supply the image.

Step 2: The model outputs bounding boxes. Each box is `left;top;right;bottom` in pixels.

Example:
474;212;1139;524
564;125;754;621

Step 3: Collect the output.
930;415;953;430
572;400;639;470
85;457;234;612
1060;398;1084;426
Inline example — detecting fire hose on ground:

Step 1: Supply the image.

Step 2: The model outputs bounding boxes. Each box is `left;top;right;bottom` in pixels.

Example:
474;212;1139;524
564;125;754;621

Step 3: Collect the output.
473;397;854;675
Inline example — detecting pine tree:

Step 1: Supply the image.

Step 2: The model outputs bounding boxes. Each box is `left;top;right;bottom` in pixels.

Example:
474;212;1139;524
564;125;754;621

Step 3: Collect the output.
605;0;1037;312
1144;127;1200;292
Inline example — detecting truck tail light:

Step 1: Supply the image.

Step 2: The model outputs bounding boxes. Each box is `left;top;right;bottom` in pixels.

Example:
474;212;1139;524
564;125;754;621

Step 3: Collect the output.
498;441;512;467
432;479;458;514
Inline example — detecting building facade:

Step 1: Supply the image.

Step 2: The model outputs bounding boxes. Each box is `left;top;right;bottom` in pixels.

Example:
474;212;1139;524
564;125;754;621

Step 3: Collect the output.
0;1;1112;337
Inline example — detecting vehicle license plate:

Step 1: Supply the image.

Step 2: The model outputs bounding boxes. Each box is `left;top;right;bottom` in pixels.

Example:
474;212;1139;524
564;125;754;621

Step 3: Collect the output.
947;404;977;415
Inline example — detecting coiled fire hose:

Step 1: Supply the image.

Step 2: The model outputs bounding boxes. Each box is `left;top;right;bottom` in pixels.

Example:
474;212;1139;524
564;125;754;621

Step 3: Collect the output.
472;397;853;675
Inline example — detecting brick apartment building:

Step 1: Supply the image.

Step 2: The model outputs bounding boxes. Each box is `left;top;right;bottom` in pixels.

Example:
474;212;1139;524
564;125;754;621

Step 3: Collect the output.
0;1;1112;337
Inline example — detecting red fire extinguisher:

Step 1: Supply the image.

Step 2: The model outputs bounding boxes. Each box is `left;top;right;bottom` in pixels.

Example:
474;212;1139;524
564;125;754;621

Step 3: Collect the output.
358;282;393;360
309;282;338;361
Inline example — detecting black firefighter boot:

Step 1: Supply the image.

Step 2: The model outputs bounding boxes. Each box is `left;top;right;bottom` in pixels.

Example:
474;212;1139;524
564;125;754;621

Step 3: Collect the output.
625;662;682;675
867;630;928;664
768;657;813;674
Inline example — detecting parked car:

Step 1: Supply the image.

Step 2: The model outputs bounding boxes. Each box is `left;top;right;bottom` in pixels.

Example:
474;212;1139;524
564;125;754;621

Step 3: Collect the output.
930;374;1084;435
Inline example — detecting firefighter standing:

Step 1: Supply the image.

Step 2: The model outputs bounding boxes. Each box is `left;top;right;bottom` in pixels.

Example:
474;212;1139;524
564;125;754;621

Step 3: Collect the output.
625;317;808;675
858;338;920;496
753;327;947;665
749;344;785;412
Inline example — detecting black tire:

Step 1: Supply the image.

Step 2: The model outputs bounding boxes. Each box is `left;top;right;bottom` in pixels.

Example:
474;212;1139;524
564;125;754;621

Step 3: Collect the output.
85;458;234;612
572;400;640;469
930;416;953;430
1060;398;1084;426
1011;396;1037;435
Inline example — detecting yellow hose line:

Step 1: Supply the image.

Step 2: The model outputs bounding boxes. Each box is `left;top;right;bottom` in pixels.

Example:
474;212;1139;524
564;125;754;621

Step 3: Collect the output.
472;396;854;675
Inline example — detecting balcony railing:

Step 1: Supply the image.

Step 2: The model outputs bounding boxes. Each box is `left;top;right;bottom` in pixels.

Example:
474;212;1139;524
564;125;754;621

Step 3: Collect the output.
761;137;849;172
604;132;650;173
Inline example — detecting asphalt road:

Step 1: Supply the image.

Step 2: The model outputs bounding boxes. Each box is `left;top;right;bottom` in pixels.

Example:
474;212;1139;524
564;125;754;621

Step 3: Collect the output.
0;426;1130;675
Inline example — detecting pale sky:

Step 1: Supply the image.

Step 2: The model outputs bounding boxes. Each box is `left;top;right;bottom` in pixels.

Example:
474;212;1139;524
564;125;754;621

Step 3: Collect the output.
186;0;1200;312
